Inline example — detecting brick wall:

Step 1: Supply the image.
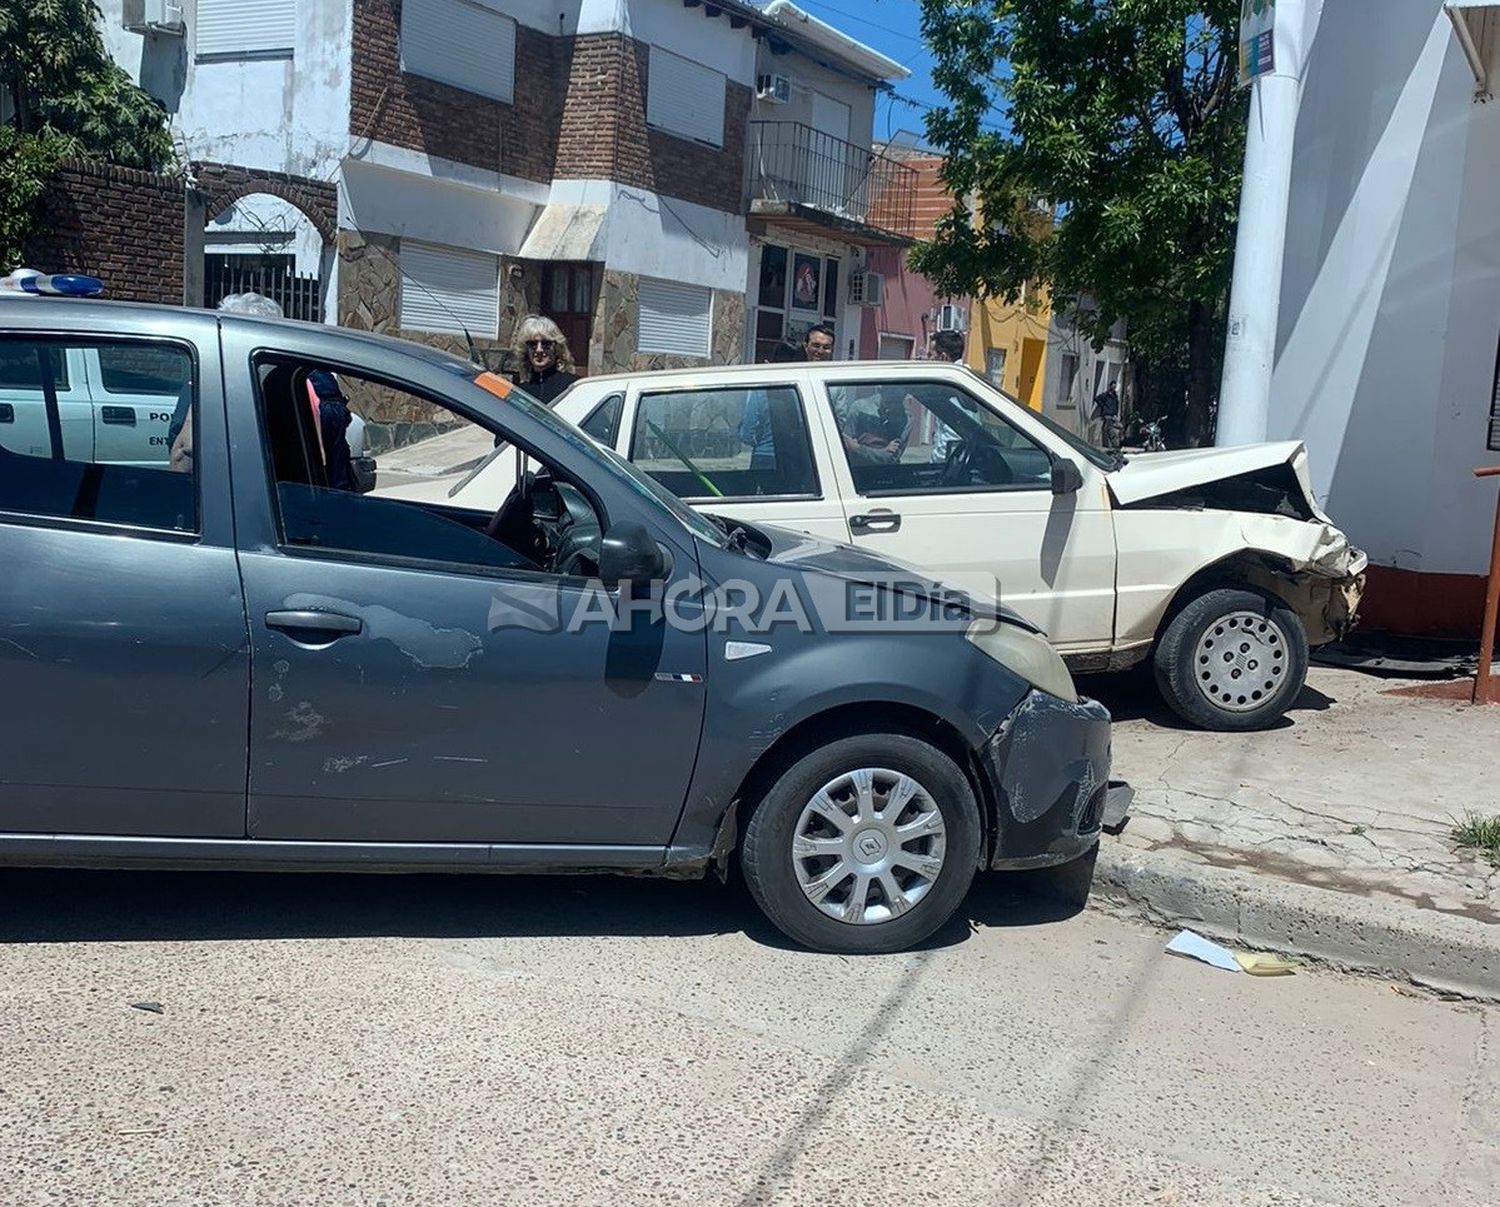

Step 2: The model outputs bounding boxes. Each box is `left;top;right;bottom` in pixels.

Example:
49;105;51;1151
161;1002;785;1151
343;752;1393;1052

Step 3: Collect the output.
25;161;186;303
555;36;750;215
350;0;568;185
350;1;750;216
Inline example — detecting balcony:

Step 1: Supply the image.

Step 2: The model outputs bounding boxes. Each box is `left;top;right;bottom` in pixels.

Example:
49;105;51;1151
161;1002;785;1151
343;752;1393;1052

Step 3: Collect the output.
747;121;916;246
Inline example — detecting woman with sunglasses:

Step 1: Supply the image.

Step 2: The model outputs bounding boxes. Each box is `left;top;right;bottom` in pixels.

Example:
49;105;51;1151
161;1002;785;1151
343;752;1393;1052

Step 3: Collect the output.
511;313;578;405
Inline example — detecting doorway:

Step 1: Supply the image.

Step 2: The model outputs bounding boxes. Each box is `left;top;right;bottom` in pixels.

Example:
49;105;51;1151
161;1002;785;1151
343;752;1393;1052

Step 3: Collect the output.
540;262;596;376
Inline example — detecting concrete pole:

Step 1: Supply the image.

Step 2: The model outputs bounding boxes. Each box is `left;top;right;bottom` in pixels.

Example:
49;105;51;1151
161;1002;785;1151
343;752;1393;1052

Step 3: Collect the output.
1216;0;1313;447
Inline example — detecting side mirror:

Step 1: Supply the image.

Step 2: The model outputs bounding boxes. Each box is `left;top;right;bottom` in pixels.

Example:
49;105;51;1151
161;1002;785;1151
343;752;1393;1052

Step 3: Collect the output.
1051;459;1084;495
599;521;669;588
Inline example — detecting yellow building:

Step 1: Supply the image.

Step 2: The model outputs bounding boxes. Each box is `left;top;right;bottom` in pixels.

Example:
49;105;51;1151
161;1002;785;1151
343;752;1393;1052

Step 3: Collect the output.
965;281;1052;410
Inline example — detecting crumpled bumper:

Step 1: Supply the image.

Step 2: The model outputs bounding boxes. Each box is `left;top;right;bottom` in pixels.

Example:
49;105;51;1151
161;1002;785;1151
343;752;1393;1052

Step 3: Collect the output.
979;690;1112;870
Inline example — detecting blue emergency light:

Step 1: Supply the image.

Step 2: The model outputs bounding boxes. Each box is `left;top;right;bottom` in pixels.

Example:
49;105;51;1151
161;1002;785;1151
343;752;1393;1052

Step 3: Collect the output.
2;273;106;298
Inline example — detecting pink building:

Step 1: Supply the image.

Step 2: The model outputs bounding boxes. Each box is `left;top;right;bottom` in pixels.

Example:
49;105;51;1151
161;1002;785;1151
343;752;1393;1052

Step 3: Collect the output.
857;146;968;361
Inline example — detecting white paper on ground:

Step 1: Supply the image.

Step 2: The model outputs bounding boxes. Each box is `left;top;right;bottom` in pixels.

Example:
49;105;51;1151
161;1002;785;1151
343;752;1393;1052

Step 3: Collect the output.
1165;929;1242;973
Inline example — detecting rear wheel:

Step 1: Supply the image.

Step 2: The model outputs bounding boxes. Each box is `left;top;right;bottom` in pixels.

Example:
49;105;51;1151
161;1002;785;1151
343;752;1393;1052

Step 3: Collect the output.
1154;587;1309;731
741;733;981;954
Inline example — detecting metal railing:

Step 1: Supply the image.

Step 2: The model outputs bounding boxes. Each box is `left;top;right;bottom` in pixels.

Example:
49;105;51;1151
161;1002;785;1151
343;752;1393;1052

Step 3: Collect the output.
204;262;323;324
748;121;916;239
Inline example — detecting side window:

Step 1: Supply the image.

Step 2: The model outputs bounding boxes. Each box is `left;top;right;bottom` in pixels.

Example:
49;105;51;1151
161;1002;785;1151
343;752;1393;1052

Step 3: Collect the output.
827;381;1054;496
628;386;818;500
254;358;604;579
0;337;196;532
579;392;624;446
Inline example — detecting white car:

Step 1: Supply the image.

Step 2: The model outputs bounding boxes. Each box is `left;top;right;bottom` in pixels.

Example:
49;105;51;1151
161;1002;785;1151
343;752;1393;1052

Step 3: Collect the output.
0;343;375;489
387;362;1367;730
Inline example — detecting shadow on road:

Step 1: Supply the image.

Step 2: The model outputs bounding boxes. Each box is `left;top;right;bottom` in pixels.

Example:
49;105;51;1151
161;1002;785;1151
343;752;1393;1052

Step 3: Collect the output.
0;866;1084;949
1079;667;1337;729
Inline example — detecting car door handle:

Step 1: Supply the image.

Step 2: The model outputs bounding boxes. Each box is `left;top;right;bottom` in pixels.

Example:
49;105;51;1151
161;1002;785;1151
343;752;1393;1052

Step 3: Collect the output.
265;610;363;637
100;406;136;426
850;511;902;534
0;403;12;423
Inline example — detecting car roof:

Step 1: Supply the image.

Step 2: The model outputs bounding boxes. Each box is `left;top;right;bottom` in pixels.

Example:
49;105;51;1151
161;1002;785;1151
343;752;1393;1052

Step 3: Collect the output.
572;360;977;390
0;297;482;375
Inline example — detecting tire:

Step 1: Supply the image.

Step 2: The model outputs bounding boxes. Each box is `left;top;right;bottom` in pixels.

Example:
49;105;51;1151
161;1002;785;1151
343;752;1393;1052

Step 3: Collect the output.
1154;587;1309;731
741;732;982;954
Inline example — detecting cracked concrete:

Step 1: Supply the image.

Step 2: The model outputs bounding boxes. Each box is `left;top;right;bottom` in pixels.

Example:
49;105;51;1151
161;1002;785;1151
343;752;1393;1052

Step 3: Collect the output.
1088;665;1500;926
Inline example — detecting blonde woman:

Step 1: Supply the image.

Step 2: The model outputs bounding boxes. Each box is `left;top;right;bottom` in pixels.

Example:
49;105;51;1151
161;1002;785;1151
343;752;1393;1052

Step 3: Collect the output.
511;314;577;405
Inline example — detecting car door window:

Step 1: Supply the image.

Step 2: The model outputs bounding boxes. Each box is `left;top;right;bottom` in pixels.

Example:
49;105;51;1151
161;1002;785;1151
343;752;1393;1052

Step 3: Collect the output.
827;380;1054;496
0;336;196;531
93;343;191;467
579;391;624;446
628;386;818;500
254;357;606;579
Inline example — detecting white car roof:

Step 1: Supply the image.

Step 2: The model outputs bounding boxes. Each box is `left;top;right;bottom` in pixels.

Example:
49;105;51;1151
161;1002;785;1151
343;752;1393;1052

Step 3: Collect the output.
566;360;984;392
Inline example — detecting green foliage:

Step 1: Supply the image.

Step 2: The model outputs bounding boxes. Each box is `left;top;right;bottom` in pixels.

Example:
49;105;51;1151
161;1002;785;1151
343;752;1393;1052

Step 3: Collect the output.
0;0;174;265
914;0;1246;440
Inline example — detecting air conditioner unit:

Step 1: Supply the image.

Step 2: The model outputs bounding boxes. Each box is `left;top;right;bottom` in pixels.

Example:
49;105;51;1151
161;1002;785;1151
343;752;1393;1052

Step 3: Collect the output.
847;270;884;307
123;0;185;35
934;303;967;334
756;74;792;104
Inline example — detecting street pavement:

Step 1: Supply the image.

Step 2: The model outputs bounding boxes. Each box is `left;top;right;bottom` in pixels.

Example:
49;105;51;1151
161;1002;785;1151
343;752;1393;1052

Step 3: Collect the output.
2;867;1496;1205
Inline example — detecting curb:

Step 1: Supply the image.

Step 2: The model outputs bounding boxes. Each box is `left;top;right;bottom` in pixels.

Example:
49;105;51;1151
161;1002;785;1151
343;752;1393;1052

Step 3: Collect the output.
1090;843;1500;1001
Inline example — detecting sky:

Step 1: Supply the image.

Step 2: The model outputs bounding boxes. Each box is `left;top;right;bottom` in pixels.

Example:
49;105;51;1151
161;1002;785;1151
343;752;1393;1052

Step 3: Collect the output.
786;0;951;145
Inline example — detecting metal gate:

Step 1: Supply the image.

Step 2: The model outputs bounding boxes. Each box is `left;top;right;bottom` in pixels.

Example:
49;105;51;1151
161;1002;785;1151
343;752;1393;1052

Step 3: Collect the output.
204;259;322;323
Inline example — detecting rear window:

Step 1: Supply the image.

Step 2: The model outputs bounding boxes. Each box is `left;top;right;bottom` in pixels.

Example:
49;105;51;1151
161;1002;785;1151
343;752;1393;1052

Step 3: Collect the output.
0;345;68;391
98;344;191;395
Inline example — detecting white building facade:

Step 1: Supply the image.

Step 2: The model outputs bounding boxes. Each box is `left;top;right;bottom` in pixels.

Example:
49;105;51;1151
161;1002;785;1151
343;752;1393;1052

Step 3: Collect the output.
1268;0;1500;634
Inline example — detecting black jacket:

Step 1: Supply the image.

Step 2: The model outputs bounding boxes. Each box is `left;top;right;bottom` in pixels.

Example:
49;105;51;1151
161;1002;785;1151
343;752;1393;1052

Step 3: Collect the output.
520;366;578;406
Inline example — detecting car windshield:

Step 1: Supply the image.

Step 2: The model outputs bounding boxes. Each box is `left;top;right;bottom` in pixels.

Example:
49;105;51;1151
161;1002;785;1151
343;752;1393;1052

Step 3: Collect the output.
991;386;1119;470
468;370;726;548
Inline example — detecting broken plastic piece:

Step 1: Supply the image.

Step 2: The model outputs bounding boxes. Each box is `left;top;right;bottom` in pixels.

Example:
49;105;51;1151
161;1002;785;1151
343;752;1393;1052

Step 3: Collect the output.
129;1001;164;1014
1165;929;1241;972
1235;952;1298;976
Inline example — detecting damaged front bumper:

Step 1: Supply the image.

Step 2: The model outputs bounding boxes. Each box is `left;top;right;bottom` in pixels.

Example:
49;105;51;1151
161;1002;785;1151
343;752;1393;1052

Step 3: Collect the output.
979;690;1112;870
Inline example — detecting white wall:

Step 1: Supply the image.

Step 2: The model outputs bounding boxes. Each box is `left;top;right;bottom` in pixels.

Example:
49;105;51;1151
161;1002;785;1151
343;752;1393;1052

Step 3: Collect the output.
98;0;353;179
341;155;542;257
206;195;324;272
753;47;878;149
537;180;749;292
1269;0;1500;576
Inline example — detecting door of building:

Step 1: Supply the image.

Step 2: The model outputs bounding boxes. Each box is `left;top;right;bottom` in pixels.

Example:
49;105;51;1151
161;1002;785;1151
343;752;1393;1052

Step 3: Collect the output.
541;262;595;377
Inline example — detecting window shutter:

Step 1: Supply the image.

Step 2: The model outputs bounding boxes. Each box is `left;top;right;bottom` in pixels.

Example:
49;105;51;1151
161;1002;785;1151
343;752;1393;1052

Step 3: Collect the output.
197;0;296;57
646;46;725;147
398;241;500;338
400;0;516;104
638;279;713;357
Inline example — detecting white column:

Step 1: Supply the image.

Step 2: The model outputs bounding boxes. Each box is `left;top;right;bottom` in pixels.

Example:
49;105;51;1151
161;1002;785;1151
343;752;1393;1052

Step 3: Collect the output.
1217;0;1315;447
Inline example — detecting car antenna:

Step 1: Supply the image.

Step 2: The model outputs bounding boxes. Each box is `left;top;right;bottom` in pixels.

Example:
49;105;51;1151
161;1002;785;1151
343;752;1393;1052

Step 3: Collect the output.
392;263;488;370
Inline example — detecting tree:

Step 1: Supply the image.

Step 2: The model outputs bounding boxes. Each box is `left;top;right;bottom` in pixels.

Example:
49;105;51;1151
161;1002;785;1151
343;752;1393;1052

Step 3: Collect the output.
0;0;174;265
914;0;1246;445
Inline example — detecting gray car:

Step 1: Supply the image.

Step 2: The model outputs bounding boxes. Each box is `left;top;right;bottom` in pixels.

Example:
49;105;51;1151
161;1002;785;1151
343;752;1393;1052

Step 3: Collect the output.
0;298;1111;953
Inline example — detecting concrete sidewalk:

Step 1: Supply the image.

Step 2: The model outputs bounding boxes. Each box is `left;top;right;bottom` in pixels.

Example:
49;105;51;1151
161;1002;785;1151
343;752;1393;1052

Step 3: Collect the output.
1082;664;1500;996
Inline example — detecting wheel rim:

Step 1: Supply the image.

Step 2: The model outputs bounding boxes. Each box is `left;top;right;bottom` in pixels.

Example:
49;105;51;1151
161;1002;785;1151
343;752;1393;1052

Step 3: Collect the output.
792;767;947;926
1193;609;1290;713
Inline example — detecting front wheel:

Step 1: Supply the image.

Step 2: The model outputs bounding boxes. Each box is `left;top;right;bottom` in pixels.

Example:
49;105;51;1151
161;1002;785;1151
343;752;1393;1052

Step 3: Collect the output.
1154;587;1309;731
741;733;981;954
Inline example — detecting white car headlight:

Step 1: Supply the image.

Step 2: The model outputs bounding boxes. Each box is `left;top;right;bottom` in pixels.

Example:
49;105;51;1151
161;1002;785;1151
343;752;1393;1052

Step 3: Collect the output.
965;620;1078;703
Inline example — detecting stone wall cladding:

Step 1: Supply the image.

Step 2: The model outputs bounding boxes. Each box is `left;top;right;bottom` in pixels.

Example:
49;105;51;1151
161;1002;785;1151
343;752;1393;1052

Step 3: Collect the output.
350;0;567;184
593;269;745;374
350;4;749;215
25;161;186;303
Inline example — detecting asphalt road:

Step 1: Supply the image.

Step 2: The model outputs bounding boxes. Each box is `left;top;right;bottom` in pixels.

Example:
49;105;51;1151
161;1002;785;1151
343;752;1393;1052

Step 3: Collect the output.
1;868;1496;1206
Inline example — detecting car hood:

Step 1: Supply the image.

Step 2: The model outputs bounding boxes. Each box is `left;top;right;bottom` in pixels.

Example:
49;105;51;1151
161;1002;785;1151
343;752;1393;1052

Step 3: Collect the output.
1106;440;1332;520
743;521;1040;633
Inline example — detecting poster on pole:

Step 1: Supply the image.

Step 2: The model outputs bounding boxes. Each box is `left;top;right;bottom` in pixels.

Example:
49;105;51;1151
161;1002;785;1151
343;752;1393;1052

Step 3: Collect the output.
1238;0;1276;87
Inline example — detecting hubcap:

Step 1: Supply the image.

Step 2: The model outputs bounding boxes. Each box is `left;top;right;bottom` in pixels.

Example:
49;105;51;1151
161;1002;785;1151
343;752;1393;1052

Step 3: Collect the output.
792;768;947;926
1193;610;1289;713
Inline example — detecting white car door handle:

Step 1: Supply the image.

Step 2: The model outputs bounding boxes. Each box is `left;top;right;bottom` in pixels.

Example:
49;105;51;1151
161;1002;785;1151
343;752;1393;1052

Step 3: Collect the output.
850;511;901;534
